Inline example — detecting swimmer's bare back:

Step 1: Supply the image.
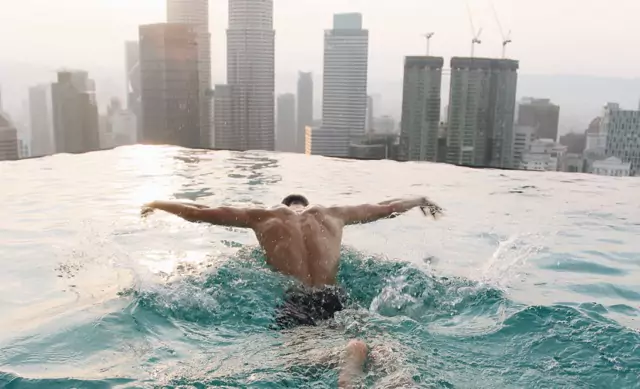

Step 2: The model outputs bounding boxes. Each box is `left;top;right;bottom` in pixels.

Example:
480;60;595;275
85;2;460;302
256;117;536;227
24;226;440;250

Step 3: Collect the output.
141;195;443;287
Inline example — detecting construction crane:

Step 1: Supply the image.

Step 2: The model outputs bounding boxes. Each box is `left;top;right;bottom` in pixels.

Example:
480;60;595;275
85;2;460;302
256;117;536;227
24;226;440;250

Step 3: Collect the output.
501;31;512;58
471;28;483;58
490;0;512;58
424;32;435;56
466;0;482;57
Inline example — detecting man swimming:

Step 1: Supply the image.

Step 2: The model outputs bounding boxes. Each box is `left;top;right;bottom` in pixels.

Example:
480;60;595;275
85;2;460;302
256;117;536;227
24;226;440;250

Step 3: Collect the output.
141;194;443;387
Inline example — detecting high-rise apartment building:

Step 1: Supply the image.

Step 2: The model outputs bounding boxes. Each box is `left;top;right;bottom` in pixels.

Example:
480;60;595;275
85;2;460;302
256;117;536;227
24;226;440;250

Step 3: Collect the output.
276;93;296;152
0;113;18;161
602;103;640;176
29;84;54;157
517;97;560;141
51;70;100;154
217;0;275;151
296;72;313;153
318;13;369;157
139;23;200;147
446;57;518;168
167;0;212;147
399;56;443;162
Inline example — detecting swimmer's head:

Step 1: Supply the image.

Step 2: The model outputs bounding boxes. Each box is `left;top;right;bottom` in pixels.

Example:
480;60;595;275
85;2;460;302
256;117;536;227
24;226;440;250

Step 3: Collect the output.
281;194;309;211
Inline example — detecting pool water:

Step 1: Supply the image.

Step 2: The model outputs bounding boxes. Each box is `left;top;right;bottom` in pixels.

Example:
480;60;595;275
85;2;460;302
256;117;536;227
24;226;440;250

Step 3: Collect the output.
1;146;639;388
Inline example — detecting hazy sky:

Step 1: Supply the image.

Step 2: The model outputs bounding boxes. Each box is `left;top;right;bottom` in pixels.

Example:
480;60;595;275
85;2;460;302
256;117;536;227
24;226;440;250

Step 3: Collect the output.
3;0;639;79
1;0;639;126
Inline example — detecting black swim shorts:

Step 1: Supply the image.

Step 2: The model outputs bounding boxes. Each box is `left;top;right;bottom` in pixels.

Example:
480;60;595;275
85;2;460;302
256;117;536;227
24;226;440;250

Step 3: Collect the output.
275;285;347;329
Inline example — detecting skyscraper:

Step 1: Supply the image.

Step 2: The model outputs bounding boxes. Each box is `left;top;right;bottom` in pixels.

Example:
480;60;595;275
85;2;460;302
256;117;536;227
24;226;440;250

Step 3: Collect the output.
399;56;443;162
139;23;200;147
212;84;237;149
602;103;640;176
51;70;100;154
0;112;18;161
125;41;141;127
517;98;560;141
296;72;313;153
446;58;518;168
167;0;212;147
29;84;54;157
366;95;374;133
219;0;275;151
318;13;369;157
276;93;296;152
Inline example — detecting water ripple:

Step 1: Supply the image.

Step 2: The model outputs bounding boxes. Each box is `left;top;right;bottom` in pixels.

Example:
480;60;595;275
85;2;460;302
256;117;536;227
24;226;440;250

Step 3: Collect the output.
2;146;640;388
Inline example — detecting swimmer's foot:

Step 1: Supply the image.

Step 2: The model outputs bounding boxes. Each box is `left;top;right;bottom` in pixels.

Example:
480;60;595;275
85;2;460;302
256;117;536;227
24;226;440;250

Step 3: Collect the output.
338;339;367;388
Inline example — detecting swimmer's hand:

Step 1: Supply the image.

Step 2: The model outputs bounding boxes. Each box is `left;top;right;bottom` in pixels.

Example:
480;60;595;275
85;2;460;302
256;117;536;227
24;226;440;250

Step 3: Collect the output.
419;197;444;220
141;202;157;218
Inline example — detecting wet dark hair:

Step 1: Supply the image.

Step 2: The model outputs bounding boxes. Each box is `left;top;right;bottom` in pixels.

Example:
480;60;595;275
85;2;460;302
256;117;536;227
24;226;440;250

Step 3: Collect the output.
281;194;310;207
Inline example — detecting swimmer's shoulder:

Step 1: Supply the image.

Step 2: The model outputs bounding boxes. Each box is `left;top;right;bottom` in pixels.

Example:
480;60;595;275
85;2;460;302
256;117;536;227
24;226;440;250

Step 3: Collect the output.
303;204;327;213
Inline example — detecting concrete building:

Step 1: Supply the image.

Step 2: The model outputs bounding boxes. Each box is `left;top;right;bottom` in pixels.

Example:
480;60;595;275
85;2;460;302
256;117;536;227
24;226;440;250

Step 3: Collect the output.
276;93;296;152
51;70;100;154
221;0;275;151
512;125;535;168
139;23;200;148
399;56;443;162
517;98;560;141
18;139;29;159
296;72;313;153
0;113;18;161
586;118;607;151
374;115;396;134
125;41;141;135
349;133;399;160
305;126;313;155
446;58;519;168
111;109;137;145
592;156;631;177
319;13;369;157
167;0;212;147
366;95;374;133
582;117;606;173
519;138;567;172
29;84;54;157
601;103;640;176
564;153;584;173
100;99;138;149
212;84;237;149
305;125;348;157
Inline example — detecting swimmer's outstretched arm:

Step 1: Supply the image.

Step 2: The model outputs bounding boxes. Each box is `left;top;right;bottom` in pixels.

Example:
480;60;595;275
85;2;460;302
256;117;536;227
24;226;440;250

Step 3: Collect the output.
328;196;443;226
141;200;271;228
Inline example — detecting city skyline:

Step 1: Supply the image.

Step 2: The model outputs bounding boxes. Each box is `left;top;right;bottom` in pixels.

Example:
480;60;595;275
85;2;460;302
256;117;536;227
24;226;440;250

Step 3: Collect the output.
2;1;640;136
0;1;638;177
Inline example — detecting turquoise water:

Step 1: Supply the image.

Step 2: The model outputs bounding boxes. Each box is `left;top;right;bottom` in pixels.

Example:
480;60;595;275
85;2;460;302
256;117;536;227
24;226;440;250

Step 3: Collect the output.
1;146;640;388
